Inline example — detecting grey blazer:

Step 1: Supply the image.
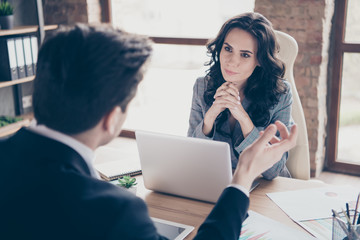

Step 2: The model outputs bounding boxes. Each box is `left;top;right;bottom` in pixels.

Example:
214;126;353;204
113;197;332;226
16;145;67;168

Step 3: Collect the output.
187;77;294;180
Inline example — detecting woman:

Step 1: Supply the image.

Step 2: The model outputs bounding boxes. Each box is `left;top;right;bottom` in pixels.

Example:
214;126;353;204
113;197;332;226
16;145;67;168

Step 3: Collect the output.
187;12;294;180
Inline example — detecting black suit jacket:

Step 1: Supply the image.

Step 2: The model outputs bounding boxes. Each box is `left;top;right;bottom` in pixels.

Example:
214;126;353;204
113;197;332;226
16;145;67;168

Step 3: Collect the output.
0;128;249;240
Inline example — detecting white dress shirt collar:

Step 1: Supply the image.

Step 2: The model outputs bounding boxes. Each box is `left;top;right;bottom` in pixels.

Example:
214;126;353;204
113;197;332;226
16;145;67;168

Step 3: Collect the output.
28;124;100;179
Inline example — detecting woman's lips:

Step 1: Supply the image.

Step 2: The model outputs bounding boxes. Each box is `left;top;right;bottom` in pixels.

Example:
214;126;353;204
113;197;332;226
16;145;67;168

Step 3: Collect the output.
224;69;238;76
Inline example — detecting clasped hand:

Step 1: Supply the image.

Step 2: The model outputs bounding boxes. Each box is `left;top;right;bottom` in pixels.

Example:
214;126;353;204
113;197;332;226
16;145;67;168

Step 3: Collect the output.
203;82;252;136
210;82;246;121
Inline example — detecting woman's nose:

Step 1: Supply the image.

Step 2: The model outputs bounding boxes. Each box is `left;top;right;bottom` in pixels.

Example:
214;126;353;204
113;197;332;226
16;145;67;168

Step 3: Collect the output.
226;54;240;67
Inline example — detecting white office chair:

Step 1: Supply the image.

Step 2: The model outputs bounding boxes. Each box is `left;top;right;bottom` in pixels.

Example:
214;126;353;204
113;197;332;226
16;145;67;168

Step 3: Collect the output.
275;31;311;180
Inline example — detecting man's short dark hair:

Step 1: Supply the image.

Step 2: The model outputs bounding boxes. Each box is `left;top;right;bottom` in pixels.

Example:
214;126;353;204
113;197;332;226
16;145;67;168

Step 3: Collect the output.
33;24;152;134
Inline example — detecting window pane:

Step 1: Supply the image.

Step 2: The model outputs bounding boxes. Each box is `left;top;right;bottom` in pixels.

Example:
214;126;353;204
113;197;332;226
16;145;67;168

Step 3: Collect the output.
337;53;360;164
344;0;360;43
122;44;208;136
111;0;255;38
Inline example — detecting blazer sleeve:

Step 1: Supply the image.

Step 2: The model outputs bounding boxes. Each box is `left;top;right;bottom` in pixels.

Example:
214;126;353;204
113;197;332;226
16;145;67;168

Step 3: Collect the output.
188;77;211;139
261;84;294;179
193;187;250;240
108;196;168;240
234;82;294;180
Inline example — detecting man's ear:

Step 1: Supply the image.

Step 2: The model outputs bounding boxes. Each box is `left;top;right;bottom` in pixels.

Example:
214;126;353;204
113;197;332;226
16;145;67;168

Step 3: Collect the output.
103;106;122;135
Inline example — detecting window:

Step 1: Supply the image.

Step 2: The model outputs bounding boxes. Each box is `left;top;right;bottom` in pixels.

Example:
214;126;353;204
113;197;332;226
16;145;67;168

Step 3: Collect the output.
109;0;254;136
327;0;360;174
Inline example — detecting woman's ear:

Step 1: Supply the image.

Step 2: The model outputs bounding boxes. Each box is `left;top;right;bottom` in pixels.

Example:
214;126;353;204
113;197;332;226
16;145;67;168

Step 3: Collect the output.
103;106;122;135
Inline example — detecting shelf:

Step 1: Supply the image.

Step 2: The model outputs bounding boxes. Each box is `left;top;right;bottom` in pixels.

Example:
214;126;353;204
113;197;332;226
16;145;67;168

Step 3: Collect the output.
0;76;35;89
0;25;58;37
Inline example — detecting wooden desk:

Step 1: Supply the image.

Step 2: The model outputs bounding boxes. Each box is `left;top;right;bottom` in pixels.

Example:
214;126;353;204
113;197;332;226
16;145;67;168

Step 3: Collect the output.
134;176;327;239
95;137;326;239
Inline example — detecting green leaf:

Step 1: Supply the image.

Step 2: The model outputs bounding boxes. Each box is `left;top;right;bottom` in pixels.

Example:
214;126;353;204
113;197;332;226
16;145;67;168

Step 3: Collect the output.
0;2;14;16
116;175;137;188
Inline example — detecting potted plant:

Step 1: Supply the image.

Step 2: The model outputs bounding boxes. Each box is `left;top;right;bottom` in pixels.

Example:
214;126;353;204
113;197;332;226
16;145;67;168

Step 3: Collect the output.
117;176;137;194
0;1;14;30
0;116;23;127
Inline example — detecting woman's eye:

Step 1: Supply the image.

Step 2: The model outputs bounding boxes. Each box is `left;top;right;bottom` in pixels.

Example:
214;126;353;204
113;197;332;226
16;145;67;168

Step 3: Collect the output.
242;53;250;58
224;46;232;52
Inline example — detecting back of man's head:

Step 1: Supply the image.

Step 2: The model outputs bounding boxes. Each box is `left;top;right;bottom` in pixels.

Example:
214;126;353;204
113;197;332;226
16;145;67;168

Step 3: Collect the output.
33;24;152;134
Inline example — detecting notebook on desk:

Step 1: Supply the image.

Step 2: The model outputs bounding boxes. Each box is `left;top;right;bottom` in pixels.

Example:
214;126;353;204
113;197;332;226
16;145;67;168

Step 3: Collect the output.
136;130;257;203
94;141;142;181
95;160;141;181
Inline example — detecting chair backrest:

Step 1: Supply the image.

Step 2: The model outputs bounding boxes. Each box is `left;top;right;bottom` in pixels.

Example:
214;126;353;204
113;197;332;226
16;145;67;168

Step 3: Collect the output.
275;31;310;180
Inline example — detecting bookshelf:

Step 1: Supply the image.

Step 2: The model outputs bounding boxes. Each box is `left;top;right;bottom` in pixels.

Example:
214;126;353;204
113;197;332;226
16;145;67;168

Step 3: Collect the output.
0;76;35;89
0;25;57;90
0;1;57;136
0;25;57;37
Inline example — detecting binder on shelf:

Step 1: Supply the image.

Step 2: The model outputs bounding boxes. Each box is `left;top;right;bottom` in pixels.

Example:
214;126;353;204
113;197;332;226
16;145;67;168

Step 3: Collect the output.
14;38;26;79
20;81;34;114
0;38;18;81
13;84;24;115
22;36;34;77
11;76;34;116
30;36;38;74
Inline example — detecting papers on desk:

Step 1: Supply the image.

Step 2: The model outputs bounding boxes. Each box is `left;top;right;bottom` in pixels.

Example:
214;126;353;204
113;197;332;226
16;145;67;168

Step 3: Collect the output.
267;185;360;240
239;211;316;240
267;186;360;221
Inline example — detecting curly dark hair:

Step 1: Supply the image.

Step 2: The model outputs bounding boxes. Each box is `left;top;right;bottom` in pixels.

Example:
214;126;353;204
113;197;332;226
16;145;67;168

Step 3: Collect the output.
204;12;287;133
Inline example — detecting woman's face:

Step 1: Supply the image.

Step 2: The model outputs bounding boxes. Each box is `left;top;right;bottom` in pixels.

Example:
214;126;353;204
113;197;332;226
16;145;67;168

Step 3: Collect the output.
219;28;259;89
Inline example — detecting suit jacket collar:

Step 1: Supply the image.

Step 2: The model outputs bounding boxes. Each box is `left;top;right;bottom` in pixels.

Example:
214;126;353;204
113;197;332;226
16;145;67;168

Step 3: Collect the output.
11;128;92;177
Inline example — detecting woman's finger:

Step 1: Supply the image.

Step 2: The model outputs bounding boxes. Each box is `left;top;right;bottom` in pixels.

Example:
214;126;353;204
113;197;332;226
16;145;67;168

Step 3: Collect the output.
227;83;240;94
214;88;238;99
214;94;240;105
223;85;239;99
215;83;240;100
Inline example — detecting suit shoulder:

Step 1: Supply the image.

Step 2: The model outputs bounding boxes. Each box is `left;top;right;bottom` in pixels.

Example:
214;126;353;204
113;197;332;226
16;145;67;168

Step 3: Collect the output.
193;76;208;94
195;76;207;86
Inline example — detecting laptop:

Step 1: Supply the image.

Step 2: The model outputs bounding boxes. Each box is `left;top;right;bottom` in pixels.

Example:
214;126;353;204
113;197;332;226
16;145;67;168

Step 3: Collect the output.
135;130;233;203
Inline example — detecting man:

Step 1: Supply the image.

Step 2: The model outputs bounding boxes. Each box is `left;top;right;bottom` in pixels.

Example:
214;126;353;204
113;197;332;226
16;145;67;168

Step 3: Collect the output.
0;24;297;240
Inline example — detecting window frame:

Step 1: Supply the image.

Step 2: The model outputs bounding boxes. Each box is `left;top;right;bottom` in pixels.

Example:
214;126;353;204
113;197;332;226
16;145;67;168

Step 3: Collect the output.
327;0;360;175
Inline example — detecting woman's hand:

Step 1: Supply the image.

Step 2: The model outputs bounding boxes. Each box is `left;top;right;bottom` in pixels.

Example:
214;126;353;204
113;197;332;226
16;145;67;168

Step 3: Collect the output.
202;82;241;136
203;82;254;137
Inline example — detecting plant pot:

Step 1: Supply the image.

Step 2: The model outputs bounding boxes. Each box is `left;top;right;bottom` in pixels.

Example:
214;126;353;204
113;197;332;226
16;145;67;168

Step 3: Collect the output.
0;15;14;30
126;187;137;195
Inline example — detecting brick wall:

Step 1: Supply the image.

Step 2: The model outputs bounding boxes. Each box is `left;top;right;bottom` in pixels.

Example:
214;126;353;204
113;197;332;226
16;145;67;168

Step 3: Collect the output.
43;0;102;25
255;0;335;177
43;0;87;24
